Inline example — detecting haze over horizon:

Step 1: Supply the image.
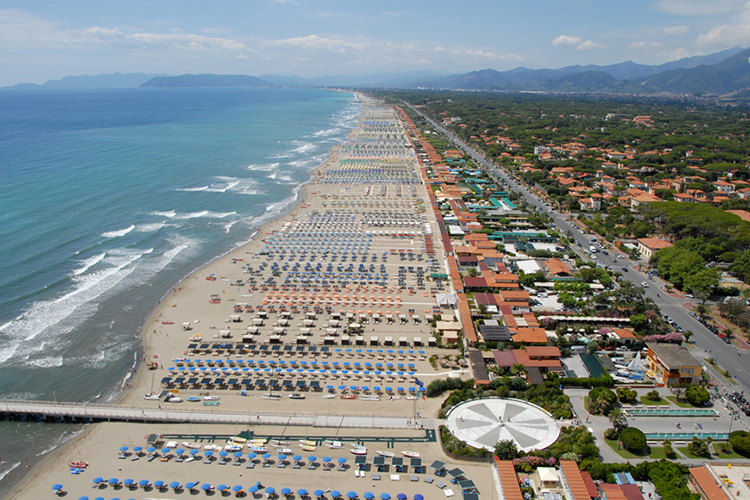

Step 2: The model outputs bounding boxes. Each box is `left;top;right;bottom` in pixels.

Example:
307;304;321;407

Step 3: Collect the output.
2;0;749;87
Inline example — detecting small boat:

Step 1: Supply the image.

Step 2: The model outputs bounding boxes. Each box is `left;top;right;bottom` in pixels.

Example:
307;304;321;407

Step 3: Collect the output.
204;444;223;451
401;451;420;458
203;401;220;406
144;393;160;400
300;445;316;452
289;393;306;400
185;397;201;402
166;397;182;403
203;396;219;401
325;440;344;449
350;448;367;455
276;447;293;454
299;440;316;447
269;439;288;446
231;437;247;444
224;444;243;451
376;450;395;458
322;394;336;399
250;446;267;452
161;321;174;325
182;442;199;449
249;438;268;445
68;461;89;469
206;275;217;281
341;394;357;400
262;393;281;400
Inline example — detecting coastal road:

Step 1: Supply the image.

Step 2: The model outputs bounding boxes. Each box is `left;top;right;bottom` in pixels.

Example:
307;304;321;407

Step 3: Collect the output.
404;102;750;395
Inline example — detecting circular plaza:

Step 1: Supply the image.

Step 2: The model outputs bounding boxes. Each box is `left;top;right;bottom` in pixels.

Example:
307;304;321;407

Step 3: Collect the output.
445;398;560;453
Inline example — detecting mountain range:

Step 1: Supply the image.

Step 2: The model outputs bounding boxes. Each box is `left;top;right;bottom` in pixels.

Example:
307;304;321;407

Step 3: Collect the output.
6;47;750;96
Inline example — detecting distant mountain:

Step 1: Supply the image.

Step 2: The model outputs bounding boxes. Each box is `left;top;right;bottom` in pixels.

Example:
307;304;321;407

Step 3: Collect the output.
259;70;447;88
410;47;748;95
8;73;163;89
141;74;271;88
639;48;750;95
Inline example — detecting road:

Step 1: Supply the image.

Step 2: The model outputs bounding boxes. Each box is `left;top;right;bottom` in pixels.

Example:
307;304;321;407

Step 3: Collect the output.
403;102;750;395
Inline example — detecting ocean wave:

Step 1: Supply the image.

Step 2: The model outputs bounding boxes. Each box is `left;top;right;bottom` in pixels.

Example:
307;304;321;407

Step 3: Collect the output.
291;141;317;154
72;253;106;276
151;210;176;218
177;185;209;192
222;220;240;233
22;355;64;368
135;222;166;233
248;162;280;171
0;247;153;364
0;462;21;483
173;210;236;219
312;127;340;137
101;225;135;238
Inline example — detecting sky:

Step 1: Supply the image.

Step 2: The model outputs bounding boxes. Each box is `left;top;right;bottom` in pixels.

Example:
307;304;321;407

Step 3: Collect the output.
1;0;750;86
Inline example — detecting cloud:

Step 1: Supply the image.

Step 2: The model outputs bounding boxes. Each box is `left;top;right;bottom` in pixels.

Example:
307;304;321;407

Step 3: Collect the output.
663;25;690;35
630;41;663;49
552;35;582;47
552;35;601;50
697;23;750;46
651;0;745;15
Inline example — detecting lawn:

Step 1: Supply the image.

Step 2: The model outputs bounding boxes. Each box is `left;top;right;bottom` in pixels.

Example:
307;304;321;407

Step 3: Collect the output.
648;446;670;459
605;439;649;459
713;442;743;459
665;396;694;408
639;396;669;406
677;446;711;459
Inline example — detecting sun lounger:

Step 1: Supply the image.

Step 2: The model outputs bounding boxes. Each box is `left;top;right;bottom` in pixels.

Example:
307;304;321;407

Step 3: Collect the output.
246;461;255;469
424;477;434;484
410;476;419;482
372;474;381;481
436;481;446;489
390;474;400;481
444;489;455;497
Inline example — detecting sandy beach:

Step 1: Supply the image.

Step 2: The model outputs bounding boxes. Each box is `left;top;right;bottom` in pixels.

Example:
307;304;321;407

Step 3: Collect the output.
5;95;486;500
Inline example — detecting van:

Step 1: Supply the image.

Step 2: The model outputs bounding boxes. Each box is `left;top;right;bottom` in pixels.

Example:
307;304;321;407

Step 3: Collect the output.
571;345;586;353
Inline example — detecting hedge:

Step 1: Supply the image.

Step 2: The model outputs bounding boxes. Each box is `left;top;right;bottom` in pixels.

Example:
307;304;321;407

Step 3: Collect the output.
619;427;646;453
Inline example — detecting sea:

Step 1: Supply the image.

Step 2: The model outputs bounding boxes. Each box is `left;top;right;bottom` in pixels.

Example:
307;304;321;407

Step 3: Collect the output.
0;86;359;494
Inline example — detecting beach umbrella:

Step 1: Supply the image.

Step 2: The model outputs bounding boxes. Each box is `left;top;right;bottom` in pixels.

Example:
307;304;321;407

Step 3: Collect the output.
298;489;309;497
322;456;332;463
248;452;257;460
77;497;89;500
201;483;212;491
338;457;347;464
133;446;142;453
314;490;325;498
331;491;341;499
263;452;272;460
364;494;375;500
108;478;120;485
161;447;170;454
94;497;104;500
154;480;165;489
265;486;275;495
204;450;214;457
338;385;346;390
52;484;63;492
278;453;287;461
176;447;185;456
147;447;156;453
219;450;229;457
293;454;302;462
249;485;259;493
190;449;199;456
234;451;243;458
123;479;134;487
414;495;424;500
186;482;197;490
397;494;407;500
138;479;149;487
119;446;128;452
232;485;243;492
380;494;391;500
281;488;292;496
217;484;228;492
93;477;104;485
169;481;181;490
348;492;358;499
308;455;317;463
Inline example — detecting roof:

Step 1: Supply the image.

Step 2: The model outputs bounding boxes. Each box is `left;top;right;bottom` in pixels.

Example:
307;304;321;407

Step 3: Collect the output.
545;258;571;276
493;350;518;367
469;349;489;384
637;237;673;250
647;342;700;369
494;459;524;500
512;327;548;344
689;467;730;500
525;346;561;358
560;460;592;500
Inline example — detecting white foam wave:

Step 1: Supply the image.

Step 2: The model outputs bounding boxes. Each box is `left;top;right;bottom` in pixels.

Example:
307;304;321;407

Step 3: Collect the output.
0;247;153;364
248;162;280;171
151;210;176;218
135;222;166;232
292;141;317;154
177;185;209;192
101;225;135;238
174;210;236;219
72;253;106;276
223;220;240;233
312;128;340;137
0;462;21;483
23;355;64;368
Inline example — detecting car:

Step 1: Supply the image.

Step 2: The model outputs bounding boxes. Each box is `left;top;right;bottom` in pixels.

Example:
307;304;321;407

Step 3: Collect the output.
622;267;628;272
641;282;649;287
602;250;609;255
685;293;693;298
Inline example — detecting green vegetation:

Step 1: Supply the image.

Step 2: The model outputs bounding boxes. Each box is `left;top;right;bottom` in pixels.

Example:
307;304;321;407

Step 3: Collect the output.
439;425;492;459
713;441;743;459
685;436;711;458
605;439;644;459
685;386;710;406
586;386;618;415
730;430;750;457
619;427;647;454
633;460;700;500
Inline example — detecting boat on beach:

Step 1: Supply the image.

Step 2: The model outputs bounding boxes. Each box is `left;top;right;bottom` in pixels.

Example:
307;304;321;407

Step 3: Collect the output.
182;442;199;449
376;450;395;458
349;447;367;455
401;451;420;458
299;444;316;452
68;461;88;469
144;393;160;400
324;440;344;449
299;440;316;447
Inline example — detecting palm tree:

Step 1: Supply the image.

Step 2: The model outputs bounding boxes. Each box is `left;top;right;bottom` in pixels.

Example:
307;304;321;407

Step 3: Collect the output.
609;408;627;432
510;363;527;377
694;304;710;320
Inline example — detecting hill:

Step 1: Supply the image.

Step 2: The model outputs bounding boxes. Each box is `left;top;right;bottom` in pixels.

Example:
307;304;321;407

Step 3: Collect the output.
8;73;162;89
141;74;271;88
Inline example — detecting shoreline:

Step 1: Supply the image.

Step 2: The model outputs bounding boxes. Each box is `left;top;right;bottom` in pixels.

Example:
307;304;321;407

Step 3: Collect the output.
6;95;484;500
2;95;359;498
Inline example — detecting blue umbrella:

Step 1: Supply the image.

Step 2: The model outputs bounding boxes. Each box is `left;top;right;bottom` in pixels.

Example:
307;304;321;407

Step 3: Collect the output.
155;480;166;489
278;453;287;461
190;449;199;455
315;490;325;498
338;457;347;464
93;477;103;485
186;482;197;490
219;450;229;457
293;454;302;462
397;495;406;500
133;446;142;453
266;487;276;495
204;450;214;457
176;447;185;455
348;492;358;499
322;456;332;463
414;495;424;500
364;494;375;500
381;494;391;500
298;489;309;497
263;452;272;460
119;446;128;452
161;447;170;454
123;479;134;487
232;485;243;492
331;491;341;499
52;484;63;491
249;485;259;493
138;479;149;487
308;455;317;462
147;447;156;453
281;488;292;495
201;483;212;491
108;478;120;485
78;497;89;500
94;497;104;500
248;452;257;460
233;451;243;458
169;481;181;489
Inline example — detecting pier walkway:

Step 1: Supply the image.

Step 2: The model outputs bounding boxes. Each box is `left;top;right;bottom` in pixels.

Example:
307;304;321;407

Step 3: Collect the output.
0;399;433;429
